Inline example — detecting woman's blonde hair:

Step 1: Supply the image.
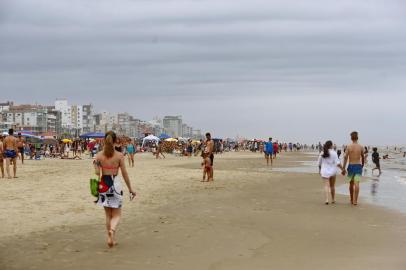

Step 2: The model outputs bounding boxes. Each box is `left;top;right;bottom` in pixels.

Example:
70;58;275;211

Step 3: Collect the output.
104;131;117;158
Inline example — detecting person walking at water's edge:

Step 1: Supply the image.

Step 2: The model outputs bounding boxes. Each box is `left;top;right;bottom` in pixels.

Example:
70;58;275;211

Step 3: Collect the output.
94;131;136;248
342;131;364;206
318;141;345;205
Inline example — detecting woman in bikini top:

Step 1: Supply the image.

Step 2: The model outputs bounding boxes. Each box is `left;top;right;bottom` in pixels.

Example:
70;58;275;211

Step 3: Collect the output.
94;131;136;248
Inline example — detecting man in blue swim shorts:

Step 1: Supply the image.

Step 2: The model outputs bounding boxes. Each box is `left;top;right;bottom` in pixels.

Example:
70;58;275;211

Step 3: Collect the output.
4;129;18;179
264;137;274;166
342;131;365;206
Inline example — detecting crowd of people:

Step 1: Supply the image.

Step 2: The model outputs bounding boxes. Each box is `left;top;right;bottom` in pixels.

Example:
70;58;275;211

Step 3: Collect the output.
0;127;398;249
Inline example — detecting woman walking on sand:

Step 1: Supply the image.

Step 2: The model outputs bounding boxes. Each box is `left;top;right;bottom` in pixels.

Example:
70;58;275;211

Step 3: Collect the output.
318;141;345;205
94;131;136;248
126;139;136;167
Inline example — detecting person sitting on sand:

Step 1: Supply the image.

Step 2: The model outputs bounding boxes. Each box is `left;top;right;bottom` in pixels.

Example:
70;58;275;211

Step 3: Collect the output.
94;131;136;248
372;147;381;176
318;141;345;205
342;131;365;206
201;152;212;182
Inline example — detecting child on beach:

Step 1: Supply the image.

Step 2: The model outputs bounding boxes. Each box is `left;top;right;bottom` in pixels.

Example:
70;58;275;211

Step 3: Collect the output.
201;153;212;182
372;147;382;176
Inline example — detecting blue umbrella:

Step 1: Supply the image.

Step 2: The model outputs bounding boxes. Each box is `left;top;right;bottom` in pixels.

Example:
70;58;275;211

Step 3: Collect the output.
80;132;105;139
159;133;171;139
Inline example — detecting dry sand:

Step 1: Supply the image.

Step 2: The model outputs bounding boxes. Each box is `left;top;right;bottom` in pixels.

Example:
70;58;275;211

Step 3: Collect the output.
1;151;406;270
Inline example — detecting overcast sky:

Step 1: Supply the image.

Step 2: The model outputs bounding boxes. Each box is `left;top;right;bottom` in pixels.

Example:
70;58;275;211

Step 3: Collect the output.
1;0;405;144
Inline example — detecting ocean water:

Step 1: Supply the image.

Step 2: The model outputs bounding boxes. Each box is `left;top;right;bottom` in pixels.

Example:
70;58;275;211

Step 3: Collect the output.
275;151;406;214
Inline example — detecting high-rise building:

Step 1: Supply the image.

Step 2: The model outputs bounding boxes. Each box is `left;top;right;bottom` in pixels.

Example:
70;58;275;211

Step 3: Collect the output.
54;99;72;131
46;108;62;136
82;104;94;133
70;105;83;136
182;124;193;138
0;101;13;113
148;117;163;136
163;115;182;138
193;129;203;140
128;117;141;138
117;113;130;136
1;104;48;134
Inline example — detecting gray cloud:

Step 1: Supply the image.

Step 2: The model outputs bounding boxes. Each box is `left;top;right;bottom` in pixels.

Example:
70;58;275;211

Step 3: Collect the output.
1;0;406;144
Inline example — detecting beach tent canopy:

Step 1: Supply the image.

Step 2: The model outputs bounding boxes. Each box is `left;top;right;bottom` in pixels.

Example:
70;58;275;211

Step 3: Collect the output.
16;130;35;135
43;138;58;145
142;135;160;146
80;132;105;139
159;133;171;139
177;137;188;142
19;133;41;139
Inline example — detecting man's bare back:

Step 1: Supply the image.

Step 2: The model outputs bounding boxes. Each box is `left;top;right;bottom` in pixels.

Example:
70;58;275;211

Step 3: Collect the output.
4;136;17;151
17;137;24;148
346;143;364;165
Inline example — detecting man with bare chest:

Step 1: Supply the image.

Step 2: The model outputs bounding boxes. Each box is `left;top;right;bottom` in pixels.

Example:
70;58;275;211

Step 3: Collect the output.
342;131;364;205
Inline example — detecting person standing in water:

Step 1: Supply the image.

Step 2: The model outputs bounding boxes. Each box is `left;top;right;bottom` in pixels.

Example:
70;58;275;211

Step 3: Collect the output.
372;147;382;176
94;131;136;248
342;131;365;206
318;141;345;205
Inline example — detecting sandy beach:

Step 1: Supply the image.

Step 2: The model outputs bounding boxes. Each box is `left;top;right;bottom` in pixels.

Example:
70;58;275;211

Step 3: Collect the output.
1;151;406;270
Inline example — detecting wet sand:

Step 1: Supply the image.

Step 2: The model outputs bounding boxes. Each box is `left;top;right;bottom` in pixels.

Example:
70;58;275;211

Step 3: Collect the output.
1;152;406;270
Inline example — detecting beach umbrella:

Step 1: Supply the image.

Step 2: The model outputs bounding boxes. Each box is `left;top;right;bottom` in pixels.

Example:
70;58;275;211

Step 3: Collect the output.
17;133;39;138
43;138;58;145
79;132;105;139
165;138;178;142
159;133;171;140
62;139;73;143
142;135;160;147
177;137;188;142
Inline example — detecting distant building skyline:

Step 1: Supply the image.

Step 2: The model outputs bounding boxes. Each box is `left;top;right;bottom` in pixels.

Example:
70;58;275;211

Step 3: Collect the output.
0;99;205;140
